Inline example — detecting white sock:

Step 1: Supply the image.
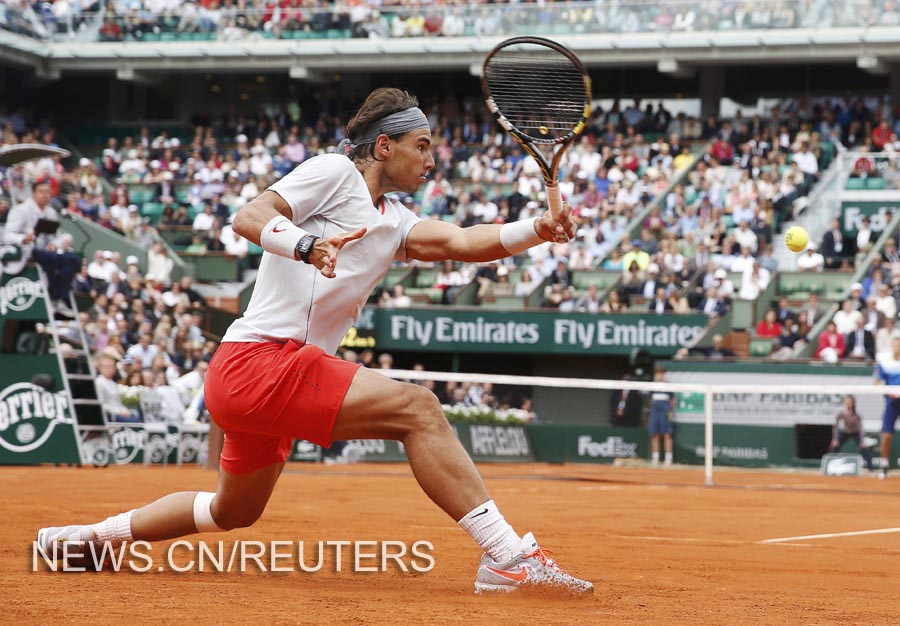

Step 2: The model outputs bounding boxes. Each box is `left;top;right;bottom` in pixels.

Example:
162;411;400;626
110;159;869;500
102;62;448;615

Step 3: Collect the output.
457;500;521;563
665;452;673;464
91;510;135;547
652;451;660;463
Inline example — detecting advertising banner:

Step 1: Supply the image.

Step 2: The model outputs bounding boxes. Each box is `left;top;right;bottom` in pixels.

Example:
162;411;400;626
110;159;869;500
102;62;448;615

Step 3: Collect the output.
0;354;80;465
527;424;648;464
375;309;707;356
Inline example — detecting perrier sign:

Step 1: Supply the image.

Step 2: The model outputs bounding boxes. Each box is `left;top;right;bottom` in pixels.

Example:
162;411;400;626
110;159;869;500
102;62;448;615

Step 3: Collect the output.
0;380;80;464
0;266;81;464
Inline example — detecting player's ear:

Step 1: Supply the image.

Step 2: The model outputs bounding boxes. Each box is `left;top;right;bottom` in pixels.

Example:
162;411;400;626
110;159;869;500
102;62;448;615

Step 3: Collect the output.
375;134;391;158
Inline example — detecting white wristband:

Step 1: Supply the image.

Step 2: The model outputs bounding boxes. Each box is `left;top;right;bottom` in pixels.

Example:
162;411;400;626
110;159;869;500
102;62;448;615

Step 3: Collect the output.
259;214;312;261
499;218;543;255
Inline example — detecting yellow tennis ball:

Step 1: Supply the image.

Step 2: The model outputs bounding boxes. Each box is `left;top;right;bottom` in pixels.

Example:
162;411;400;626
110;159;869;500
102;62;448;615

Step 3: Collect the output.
784;226;809;252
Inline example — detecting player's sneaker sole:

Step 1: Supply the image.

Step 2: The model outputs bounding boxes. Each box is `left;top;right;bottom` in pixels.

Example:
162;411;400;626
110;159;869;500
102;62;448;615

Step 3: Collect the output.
473;532;594;596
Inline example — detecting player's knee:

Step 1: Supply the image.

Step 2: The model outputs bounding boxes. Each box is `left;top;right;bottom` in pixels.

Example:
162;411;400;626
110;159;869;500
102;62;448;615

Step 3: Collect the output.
402;384;448;432
211;500;265;531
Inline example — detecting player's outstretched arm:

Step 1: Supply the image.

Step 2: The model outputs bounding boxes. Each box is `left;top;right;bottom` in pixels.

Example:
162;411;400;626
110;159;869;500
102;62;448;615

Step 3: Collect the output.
405;203;576;262
233;190;365;278
232;191;294;246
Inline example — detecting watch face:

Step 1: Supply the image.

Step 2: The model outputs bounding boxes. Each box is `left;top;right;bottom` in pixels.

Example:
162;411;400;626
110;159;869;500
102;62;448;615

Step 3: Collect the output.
297;235;317;261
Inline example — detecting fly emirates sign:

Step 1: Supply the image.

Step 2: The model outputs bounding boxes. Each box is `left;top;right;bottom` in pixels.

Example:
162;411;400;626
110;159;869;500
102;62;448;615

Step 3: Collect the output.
380;311;706;356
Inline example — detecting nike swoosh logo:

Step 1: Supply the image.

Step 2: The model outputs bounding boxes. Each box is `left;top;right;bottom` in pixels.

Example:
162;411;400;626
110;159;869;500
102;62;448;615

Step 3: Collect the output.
469;508;489;518
272;226;287;233
485;566;528;582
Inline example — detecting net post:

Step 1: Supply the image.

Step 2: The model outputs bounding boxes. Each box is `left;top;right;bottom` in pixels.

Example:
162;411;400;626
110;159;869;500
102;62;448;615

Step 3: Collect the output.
704;386;714;487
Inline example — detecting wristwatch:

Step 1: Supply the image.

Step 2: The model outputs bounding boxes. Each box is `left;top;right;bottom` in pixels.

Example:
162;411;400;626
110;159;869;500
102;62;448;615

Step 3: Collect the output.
296;234;319;264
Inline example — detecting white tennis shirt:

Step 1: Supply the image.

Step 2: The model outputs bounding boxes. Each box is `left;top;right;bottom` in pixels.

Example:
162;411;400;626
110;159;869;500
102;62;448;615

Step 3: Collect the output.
222;154;422;354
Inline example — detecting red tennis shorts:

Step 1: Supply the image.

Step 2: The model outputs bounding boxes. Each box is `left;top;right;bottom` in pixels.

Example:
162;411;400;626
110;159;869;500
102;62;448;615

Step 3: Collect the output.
205;341;359;474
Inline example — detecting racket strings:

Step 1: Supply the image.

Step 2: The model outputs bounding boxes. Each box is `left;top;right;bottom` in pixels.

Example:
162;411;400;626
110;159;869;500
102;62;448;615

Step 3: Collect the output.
484;49;587;143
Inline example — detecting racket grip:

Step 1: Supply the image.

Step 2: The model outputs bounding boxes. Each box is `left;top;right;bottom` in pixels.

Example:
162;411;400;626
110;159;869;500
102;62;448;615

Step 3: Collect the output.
546;183;563;221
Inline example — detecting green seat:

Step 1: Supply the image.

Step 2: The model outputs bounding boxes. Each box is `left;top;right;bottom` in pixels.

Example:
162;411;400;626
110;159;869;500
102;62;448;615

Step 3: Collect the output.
141;202;164;223
867;177;886;190
482;296;526;309
845;178;865;190
749;338;773;357
129;186;154;204
248;242;264;256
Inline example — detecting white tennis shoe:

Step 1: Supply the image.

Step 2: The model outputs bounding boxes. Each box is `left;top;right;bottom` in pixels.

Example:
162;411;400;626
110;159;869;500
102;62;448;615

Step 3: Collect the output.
474;532;593;595
35;525;99;565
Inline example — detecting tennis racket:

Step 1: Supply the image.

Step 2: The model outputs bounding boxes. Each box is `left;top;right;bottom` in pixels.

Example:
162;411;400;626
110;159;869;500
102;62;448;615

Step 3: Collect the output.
0;143;71;167
481;36;592;236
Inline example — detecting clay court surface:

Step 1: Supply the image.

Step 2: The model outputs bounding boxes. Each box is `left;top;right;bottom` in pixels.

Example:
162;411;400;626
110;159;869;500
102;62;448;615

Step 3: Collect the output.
4;462;899;625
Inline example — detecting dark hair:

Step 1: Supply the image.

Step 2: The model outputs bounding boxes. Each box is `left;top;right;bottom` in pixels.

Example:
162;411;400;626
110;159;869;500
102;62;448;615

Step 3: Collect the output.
346;88;419;163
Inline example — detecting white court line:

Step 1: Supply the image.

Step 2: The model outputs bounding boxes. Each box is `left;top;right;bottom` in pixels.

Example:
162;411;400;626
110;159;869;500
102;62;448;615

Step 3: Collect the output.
608;534;747;545
759;528;900;544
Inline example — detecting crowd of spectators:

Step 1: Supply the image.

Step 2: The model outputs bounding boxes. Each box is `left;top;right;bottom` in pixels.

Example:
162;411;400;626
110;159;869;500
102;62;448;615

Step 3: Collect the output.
807;244;900;363
68;244;213;422
2;93;899;369
0;130;214;423
7;0;900;42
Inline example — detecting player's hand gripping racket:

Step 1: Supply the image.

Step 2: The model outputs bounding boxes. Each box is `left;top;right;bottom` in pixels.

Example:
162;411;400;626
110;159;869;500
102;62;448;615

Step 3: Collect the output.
482;36;592;240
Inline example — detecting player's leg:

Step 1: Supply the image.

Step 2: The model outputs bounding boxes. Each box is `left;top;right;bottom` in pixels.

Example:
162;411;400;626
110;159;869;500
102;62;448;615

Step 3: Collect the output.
331;366;592;594
649;409;662;464
881;432;893;478
879;405;897;478
132;461;285;540
37;460;285;554
650;433;661;464
332;367;488;522
663;433;673;466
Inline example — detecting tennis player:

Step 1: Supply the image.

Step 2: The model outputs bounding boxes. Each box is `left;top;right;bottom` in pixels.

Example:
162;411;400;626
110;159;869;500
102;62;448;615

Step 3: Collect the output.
38;88;592;594
875;336;900;479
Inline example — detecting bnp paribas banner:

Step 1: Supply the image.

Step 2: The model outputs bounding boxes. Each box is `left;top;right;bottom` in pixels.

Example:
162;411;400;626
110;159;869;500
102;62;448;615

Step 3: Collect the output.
375;309;707;356
0;356;80;465
674;423;796;467
669;369;881;430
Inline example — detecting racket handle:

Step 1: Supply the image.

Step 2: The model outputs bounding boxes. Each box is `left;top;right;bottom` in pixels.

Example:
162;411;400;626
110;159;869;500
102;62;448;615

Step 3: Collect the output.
546;182;563;221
